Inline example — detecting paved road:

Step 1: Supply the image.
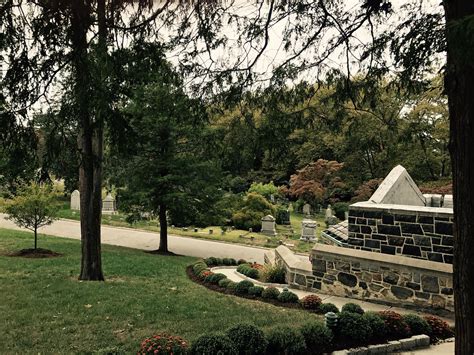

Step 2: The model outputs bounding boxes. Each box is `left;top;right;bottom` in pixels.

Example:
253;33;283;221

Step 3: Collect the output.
0;214;308;264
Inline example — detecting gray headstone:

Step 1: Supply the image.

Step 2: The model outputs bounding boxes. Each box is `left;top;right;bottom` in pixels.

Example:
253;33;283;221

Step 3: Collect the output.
301;219;317;241
70;190;80;210
303;203;311;215
369;165;425;206
102;193;116;213
443;195;453;208
261;215;277;236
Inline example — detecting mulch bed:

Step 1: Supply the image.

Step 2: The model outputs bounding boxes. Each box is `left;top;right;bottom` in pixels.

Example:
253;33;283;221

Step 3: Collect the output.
8;248;62;258
186;265;306;311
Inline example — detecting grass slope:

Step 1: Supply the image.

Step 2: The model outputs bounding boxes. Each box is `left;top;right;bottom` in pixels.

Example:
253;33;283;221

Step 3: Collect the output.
0;228;319;353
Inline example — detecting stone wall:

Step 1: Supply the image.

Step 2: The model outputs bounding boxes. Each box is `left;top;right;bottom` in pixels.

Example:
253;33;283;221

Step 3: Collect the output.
273;246;315;290
348;202;453;264
311;244;454;312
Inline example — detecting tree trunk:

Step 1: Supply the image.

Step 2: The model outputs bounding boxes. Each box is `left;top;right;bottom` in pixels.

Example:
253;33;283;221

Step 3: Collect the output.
443;1;474;353
34;227;37;250
71;0;104;281
159;203;169;252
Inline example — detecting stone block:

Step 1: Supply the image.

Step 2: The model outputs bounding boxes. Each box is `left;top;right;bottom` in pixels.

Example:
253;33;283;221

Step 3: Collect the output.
383;272;399;284
387;341;401;352
412;334;430;347
399;338;416;351
382;214;394;225
377;224;401;236
395;214;417;223
338;272;358;287
361;225;373;234
421;275;439;293
415;291;430;300
443;254;453;264
433;245;453;254
442;235;454;246
427;252;443;262
365;239;380;249
391;285;414;299
402;244;422;257
367;344;388;354
406;281;420;290
435;221;453;235
418;215;434;224
381;245;396;255
313;259;327;273
388;236;405;246
414;235;432;247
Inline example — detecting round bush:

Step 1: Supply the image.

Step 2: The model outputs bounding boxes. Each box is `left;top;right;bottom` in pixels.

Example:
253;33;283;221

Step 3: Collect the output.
190;334;237;355
277;290;299;303
261;286;280;300
205;257;218;266
341;303;365;315
235;280;254;295
193;262;208;275
226;281;237;292
248;286;264;297
266;326;306;355
215;258;223;265
223;258;233;266
403;314;432;336
237;259;247;265
200;270;213;280
319;303;339;314
226;323;268;355
204;272;215;283
219;278;231;288
237;264;260;279
139;333;188;355
229;258;237;265
300;295;322;310
209;273;228;284
338;312;373;346
379;311;411;340
423;315;453;342
299;321;333;354
362;312;388;341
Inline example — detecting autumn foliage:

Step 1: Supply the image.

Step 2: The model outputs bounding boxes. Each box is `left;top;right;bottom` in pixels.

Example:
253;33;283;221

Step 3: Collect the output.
289;159;345;205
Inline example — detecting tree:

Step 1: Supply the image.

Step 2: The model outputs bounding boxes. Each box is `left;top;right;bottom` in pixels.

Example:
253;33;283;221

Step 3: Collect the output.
5;182;59;250
114;58;222;253
288;159;345;206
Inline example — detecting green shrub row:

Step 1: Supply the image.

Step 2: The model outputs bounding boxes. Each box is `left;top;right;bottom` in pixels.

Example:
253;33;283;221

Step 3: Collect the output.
205;257;242;266
236;264;259;279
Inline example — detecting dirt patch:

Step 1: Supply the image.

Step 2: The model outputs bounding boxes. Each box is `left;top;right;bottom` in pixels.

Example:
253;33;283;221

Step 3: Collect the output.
8;248;62;258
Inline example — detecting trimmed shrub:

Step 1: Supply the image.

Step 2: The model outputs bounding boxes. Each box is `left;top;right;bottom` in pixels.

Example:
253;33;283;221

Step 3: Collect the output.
237;259;247;265
237;264;260;279
223;258;236;266
338;312;373;345
261;286;280;300
235;280;254;295
423;315;453;342
200;270;213;280
300;295;322;310
333;202;349;220
205;257;218;266
277;290;299;303
139;333;188;355
319;303;339;314
403;314;432;336
219;278;231;288
226;323;268;355
204;272;215;283
266;326;306;355
215;258;223;265
193;262;207;275
209;273;227;284
226;281;237;292
190;334;237;355
363;312;388;341
299;321;333;354
379;311;411;340
248;286;264;297
341;303;364;315
260;264;286;284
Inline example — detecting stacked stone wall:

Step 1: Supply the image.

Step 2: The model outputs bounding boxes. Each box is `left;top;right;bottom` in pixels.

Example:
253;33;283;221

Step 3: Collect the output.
348;203;453;264
311;245;454;312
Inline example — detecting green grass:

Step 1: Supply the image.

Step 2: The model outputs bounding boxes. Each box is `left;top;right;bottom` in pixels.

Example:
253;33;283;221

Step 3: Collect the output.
0;228;321;353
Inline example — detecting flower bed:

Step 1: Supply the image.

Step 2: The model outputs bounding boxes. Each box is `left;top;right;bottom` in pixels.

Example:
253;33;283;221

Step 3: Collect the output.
187;259;454;352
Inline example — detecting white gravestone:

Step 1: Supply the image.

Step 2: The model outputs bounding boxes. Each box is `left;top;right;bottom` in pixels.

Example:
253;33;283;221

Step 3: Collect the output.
443;195;453;208
102;193;116;214
303;203;311;215
261;215;277;236
70;190;80;210
301;219;317;241
325;205;338;226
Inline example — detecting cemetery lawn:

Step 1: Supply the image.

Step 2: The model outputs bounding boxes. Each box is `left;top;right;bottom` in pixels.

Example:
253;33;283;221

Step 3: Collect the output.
55;198;326;253
0;228;321;353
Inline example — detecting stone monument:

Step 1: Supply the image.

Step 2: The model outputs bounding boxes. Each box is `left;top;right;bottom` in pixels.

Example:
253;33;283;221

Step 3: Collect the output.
102;193;116;214
325;205;338;227
261;215;277;236
301;219;317;242
70;190;80;210
303;203;311;216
